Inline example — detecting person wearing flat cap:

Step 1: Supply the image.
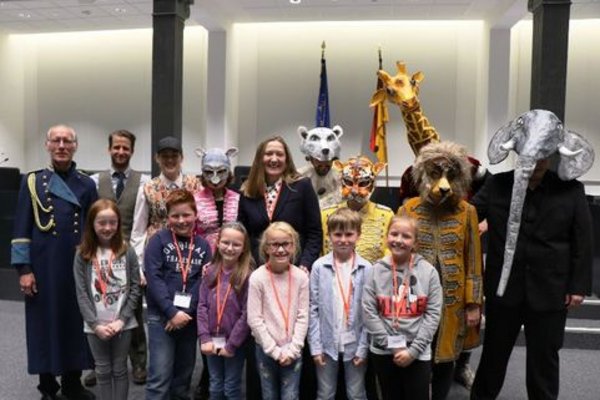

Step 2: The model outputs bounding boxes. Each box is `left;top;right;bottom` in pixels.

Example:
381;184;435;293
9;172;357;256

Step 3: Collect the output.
130;136;200;275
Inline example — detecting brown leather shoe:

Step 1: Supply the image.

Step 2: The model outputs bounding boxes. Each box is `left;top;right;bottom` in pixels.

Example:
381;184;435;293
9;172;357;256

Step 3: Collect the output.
132;367;147;385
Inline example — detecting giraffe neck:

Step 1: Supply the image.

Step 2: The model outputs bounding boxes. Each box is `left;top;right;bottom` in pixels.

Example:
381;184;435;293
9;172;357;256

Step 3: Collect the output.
399;99;440;155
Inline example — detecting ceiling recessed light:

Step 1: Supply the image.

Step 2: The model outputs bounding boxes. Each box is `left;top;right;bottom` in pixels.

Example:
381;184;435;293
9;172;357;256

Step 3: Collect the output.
18;12;31;18
114;7;127;13
290;0;301;4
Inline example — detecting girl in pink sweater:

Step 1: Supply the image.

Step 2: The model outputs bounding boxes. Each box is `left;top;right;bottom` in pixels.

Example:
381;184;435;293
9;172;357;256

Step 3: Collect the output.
247;221;310;400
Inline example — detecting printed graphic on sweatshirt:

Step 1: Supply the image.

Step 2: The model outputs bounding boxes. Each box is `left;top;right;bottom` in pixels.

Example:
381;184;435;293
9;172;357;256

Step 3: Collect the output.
376;275;428;318
92;255;127;322
162;240;209;270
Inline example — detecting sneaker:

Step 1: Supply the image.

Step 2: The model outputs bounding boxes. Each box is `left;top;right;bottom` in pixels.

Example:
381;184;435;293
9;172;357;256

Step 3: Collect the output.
83;371;96;388
132;367;147;385
454;363;475;390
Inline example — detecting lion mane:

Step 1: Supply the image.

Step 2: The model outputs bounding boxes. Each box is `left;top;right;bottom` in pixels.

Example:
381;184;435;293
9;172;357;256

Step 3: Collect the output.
412;141;472;206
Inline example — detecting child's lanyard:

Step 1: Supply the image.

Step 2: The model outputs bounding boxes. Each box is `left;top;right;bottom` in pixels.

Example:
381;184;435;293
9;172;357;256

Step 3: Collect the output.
333;254;354;328
215;269;233;336
264;182;282;222
267;262;293;339
171;230;195;293
92;250;115;307
391;254;414;326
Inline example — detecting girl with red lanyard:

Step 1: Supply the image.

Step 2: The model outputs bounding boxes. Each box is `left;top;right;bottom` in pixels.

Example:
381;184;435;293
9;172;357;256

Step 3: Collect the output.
144;189;212;400
197;221;254;399
362;216;443;400
247;221;310;400
74;199;142;400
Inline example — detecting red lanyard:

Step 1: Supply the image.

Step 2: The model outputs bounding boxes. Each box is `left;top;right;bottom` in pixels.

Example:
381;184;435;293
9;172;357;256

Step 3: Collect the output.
92;250;115;307
391;254;414;322
171;230;195;292
215;268;233;335
333;254;354;327
264;181;282;222
267;262;293;338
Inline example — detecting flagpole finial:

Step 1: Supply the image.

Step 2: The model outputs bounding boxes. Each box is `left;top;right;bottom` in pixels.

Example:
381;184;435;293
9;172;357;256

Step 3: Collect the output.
321;41;326;58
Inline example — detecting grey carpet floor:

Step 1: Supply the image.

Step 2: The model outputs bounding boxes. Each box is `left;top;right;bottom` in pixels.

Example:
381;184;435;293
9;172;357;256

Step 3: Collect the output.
2;299;599;399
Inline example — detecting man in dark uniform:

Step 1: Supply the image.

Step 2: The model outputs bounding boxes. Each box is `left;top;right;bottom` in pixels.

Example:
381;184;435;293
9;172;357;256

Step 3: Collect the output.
11;125;98;400
87;129;150;387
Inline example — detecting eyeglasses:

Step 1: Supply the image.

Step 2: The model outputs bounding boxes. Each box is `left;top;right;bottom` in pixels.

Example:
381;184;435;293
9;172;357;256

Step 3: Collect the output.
48;138;77;146
267;241;292;251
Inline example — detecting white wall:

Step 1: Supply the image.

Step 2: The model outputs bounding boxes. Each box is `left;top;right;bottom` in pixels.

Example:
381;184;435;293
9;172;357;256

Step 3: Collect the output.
228;21;490;182
0;34;25;169
3;19;600;192
511;19;600;193
4;27;208;174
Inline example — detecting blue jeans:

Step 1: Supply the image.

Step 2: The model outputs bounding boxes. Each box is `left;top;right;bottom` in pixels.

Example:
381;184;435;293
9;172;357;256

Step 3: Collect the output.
206;350;245;400
146;314;197;400
255;346;302;400
315;353;367;400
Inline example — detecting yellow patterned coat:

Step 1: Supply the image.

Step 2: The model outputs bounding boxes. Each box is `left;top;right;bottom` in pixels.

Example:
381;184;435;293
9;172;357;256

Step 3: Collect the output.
398;197;483;362
322;200;393;264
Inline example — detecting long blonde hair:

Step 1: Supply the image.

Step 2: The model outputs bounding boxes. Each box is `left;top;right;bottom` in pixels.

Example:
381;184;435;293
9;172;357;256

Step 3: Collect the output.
207;222;254;293
241;136;300;198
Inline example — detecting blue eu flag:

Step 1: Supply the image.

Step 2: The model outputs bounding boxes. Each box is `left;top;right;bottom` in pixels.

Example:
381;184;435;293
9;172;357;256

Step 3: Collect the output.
315;56;330;128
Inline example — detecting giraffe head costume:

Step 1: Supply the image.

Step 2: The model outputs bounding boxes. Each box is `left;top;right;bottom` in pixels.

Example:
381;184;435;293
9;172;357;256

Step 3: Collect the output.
370;61;440;155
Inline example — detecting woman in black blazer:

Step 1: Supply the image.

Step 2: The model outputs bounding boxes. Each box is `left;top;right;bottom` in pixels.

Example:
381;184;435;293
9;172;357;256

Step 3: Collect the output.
238;135;322;270
238;135;322;400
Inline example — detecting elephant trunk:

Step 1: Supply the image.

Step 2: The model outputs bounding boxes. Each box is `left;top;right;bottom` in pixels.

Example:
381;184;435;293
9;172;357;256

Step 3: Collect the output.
496;158;534;296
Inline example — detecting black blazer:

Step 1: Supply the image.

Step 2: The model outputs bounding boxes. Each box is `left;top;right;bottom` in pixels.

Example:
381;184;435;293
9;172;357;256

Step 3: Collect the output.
472;170;592;311
238;177;323;269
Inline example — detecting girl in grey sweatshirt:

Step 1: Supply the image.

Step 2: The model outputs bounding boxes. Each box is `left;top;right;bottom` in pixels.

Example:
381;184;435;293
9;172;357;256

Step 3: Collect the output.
362;215;442;400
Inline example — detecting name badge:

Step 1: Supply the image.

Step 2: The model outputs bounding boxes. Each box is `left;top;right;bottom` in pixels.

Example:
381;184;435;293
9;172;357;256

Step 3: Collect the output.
212;336;226;350
173;291;192;309
387;335;407;349
341;330;357;346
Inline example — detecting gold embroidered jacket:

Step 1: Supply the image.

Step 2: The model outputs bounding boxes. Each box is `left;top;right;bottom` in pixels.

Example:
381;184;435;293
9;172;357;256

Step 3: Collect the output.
398;197;483;362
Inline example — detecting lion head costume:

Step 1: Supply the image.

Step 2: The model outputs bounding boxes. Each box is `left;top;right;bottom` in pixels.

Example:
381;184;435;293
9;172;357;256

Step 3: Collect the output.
412;141;472;208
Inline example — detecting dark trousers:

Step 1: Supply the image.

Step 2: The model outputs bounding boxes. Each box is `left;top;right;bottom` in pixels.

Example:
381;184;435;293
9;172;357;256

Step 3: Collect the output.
128;294;147;369
39;371;83;396
199;353;210;389
245;337;262;400
431;361;454;400
369;353;430;400
471;301;567;400
299;341;317;400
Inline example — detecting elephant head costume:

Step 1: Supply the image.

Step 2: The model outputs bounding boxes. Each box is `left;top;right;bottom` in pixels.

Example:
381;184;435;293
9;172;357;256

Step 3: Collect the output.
488;109;595;296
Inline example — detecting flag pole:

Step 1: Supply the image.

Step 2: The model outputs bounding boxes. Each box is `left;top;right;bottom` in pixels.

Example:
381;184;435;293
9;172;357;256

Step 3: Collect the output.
378;45;389;187
321;40;326;60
